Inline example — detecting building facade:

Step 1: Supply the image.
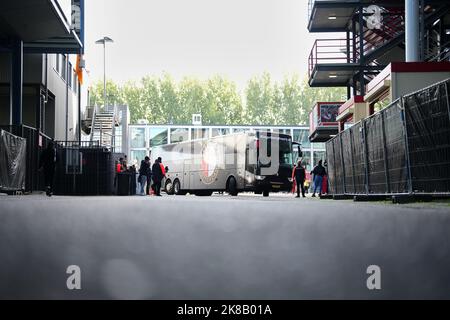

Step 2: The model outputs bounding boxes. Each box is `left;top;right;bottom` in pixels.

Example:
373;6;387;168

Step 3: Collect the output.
306;0;450;141
0;0;86;141
128;124;327;172
0;53;87;141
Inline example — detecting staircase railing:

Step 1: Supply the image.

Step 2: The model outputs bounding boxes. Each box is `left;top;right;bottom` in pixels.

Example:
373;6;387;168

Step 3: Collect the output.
355;8;404;59
89;105;97;144
111;105;118;153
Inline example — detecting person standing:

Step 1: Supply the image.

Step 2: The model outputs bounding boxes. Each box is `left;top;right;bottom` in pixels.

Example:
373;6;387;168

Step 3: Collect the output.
39;141;58;197
311;160;326;197
116;158;124;173
157;157;166;178
138;156;151;196
152;158;163;196
293;160;306;198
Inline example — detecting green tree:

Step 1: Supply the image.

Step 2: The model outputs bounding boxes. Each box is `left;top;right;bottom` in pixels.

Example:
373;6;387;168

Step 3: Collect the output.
205;75;244;125
122;80;143;124
90;73;346;126
245;72;279;125
89;79;123;107
177;77;206;124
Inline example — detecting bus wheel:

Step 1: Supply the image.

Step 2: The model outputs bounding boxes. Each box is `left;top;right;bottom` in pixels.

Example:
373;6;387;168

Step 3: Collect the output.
263;190;269;197
227;177;238;196
165;179;174;195
173;179;185;195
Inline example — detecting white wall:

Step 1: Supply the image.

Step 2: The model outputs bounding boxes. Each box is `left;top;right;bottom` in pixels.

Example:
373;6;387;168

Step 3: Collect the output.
43;54;82;141
392;71;450;99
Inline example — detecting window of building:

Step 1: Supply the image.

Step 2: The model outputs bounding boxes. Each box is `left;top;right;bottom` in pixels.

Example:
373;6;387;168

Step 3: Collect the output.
61;55;67;81
232;128;249;134
293;129;310;148
373;90;391;113
149;128;168;147
170;128;189;143
313;151;326;167
72;69;78;92
130;127;146;148
273;128;291;135
293;150;310;172
115;126;122;153
68;62;72;88
192;114;202;125
191;128;208;140
130;150;147;167
211;128;230;137
73;74;78;94
55;54;60;73
312;142;325;150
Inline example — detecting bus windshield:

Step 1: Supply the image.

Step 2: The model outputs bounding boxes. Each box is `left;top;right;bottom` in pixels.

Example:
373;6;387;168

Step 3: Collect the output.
279;136;293;165
258;135;293;167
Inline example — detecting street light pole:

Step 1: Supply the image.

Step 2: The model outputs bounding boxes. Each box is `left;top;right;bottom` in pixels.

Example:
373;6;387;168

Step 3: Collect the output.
95;36;114;108
103;40;106;108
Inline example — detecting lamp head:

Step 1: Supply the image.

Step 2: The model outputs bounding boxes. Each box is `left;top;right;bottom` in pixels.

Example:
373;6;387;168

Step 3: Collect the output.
95;36;114;44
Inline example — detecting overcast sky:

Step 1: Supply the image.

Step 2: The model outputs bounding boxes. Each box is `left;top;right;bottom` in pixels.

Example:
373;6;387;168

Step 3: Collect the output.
84;0;324;89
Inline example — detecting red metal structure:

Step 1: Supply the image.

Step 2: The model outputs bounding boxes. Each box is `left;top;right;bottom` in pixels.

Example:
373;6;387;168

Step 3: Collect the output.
309;102;343;142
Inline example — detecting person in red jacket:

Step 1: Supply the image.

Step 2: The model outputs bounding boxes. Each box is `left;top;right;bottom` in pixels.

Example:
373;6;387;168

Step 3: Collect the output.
158;157;166;177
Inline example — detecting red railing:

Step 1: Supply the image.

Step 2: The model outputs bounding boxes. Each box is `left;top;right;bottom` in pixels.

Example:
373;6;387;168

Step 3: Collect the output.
355;8;404;58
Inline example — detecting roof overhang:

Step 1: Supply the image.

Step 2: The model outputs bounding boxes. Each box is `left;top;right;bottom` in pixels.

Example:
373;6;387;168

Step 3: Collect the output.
309;63;360;87
309;63;386;87
307;1;361;32
309;126;339;143
0;0;82;53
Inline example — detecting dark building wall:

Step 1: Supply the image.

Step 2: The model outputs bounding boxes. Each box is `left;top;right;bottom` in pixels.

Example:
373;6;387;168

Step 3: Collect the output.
0;53;43;127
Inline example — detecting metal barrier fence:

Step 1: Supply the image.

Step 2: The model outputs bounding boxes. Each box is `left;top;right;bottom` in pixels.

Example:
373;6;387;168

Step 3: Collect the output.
0;129;27;192
53;142;123;196
0;125;53;192
326;78;450;195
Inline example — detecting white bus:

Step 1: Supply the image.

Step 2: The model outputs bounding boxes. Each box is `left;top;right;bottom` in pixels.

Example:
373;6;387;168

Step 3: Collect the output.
151;131;301;197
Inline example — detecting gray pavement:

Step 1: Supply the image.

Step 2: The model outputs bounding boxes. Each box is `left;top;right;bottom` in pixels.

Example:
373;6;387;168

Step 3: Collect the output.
0;193;449;299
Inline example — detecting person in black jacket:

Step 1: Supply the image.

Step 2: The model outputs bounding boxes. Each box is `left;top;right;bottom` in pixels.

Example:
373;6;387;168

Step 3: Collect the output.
151;158;163;196
311;160;326;197
138;156;152;196
39;141;58;197
293;160;306;198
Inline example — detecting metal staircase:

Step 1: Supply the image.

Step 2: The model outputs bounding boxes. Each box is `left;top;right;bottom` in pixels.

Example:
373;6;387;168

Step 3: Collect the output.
90;107;117;150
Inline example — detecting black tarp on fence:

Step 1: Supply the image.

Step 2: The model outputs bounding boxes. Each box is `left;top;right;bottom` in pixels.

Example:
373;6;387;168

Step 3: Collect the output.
326;78;450;195
0;125;53;192
0;129;26;192
404;80;450;193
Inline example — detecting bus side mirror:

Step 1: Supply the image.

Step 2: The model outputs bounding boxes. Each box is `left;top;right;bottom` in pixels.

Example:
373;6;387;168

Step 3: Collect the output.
297;146;303;158
165;166;169;172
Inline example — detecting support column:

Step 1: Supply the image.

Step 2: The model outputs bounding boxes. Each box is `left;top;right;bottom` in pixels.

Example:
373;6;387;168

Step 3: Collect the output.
358;7;365;96
405;0;420;62
10;39;23;126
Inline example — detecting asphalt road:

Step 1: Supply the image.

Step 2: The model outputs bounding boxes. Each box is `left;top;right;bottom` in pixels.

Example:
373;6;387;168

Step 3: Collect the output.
0;193;449;299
